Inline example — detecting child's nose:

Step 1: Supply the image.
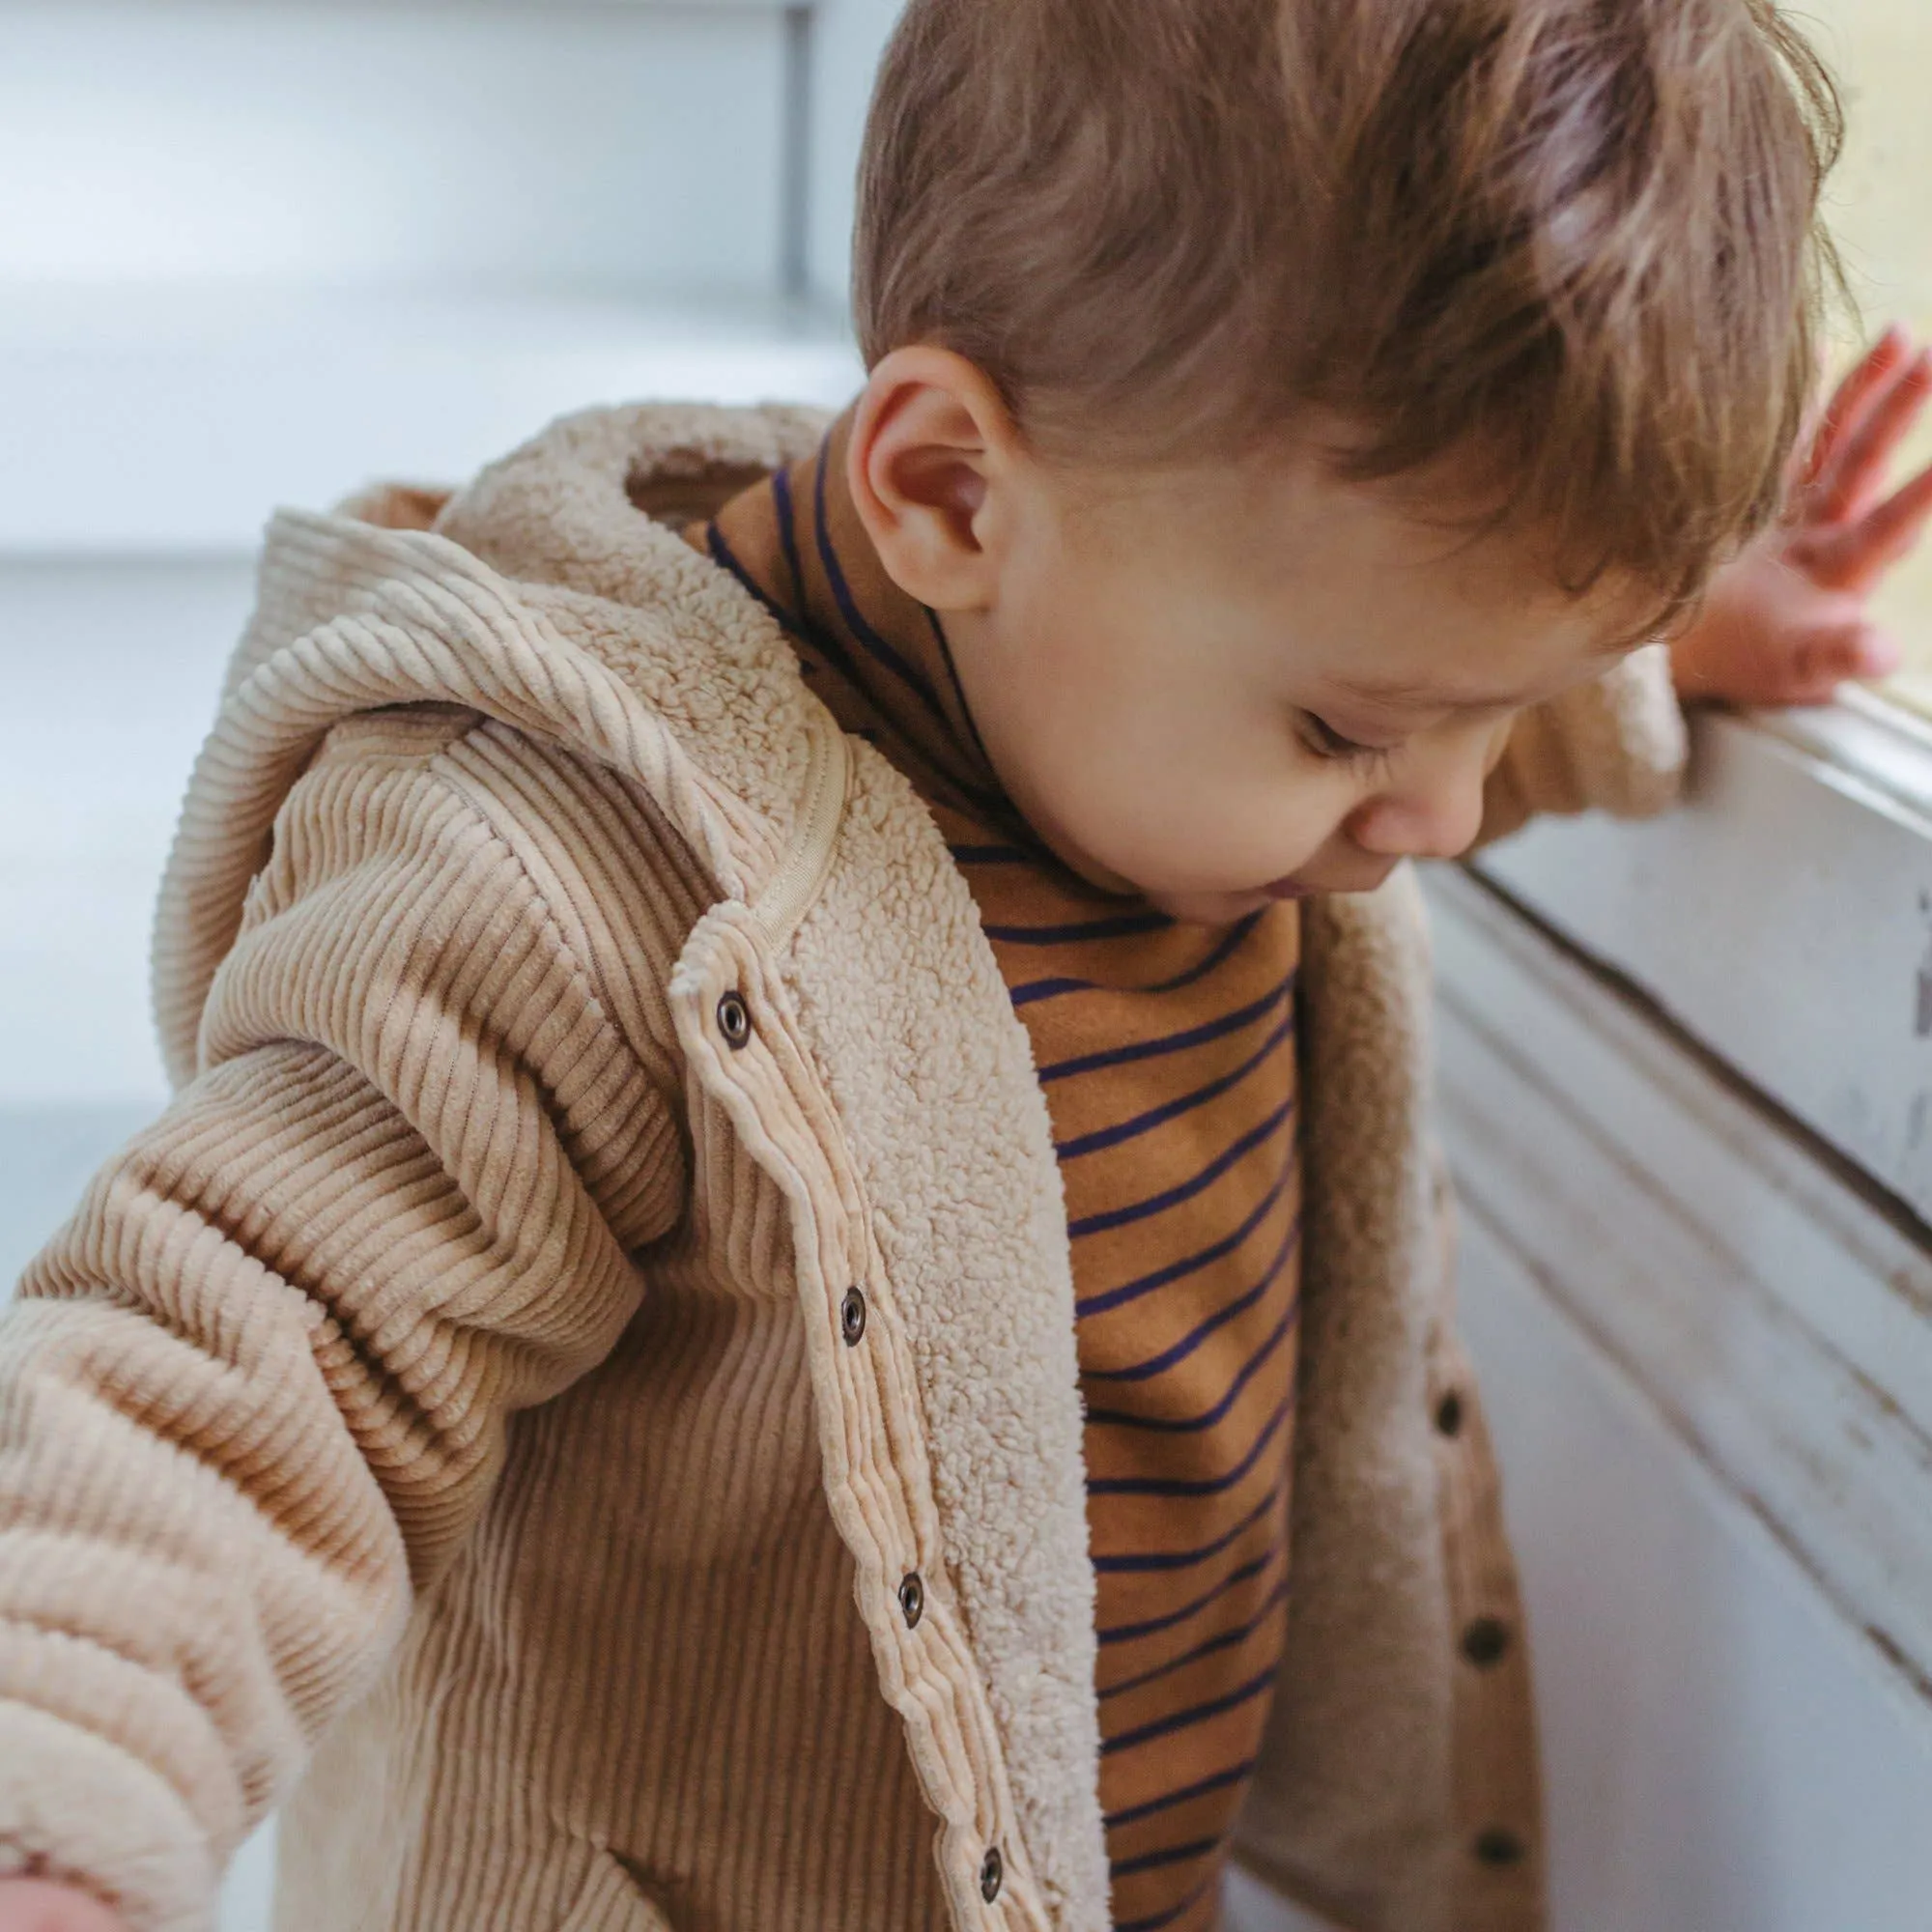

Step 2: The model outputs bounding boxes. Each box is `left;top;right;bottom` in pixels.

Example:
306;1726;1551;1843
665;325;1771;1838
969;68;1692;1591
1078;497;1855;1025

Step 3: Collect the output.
1347;748;1489;862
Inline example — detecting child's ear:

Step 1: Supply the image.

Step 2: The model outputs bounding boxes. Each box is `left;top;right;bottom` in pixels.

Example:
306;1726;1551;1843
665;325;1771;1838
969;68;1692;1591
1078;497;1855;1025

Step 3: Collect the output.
847;347;1021;613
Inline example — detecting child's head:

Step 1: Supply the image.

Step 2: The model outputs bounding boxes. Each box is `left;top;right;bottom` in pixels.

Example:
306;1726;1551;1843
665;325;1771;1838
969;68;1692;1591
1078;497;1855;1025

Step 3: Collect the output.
842;0;1841;921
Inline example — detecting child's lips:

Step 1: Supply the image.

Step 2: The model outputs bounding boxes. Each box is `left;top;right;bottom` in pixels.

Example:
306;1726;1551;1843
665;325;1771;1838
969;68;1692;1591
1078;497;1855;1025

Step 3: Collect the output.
1263;877;1314;900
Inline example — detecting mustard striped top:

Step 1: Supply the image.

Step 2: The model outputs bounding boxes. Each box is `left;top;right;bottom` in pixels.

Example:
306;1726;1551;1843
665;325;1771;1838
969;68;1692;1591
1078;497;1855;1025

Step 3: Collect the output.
697;424;1301;1932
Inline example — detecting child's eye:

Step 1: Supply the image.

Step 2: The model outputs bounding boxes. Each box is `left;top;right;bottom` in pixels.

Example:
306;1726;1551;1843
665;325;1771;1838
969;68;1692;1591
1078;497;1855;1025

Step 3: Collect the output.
1299;712;1393;770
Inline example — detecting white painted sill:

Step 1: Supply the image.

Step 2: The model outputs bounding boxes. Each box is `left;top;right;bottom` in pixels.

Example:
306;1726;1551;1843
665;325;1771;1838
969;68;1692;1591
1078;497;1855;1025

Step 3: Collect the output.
1427;863;1932;1929
0;285;864;556
1429;862;1932;1705
1474;687;1932;1227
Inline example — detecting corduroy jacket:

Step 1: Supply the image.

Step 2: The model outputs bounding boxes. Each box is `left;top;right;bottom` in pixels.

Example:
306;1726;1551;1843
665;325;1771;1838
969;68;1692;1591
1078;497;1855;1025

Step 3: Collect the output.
0;404;1687;1932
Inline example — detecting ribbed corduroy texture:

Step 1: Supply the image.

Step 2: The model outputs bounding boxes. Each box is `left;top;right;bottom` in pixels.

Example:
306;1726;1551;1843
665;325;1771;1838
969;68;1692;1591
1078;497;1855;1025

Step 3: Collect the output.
1;706;697;1928
0;401;1689;1932
262;714;959;1932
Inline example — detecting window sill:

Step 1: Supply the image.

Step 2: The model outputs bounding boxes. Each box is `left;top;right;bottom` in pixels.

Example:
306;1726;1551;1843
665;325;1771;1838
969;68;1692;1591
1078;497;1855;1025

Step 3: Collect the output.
1473;692;1932;1228
0;283;863;556
1427;862;1932;1925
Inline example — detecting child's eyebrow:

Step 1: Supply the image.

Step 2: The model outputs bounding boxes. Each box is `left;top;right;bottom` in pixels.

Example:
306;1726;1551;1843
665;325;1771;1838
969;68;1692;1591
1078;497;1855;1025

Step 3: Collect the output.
1332;632;1651;711
1328;676;1520;711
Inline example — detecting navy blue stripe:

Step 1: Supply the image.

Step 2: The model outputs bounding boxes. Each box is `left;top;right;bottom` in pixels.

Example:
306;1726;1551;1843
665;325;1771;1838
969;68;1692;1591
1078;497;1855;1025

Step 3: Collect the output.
1104;1757;1259;1831
774;451;997;814
811;445;952;725
1058;1009;1293;1163
1068;1094;1293;1240
774;462;1009;824
1102;1663;1278;1756
926;604;1004;777
1037;979;1290;1084
1111;1836;1220;1880
788;454;1012;823
1075;1162;1292;1319
1083;1216;1301;1384
1115;1873;1218;1932
771;461;810;611
1087;1386;1294;1498
1100;1579;1291;1703
1086;1294;1299;1433
1011;977;1098;1008
739;497;875;705
984;909;1175;947
1009;912;1262;1009
951;843;1035;865
706;526;807;639
1093;1481;1280;1577
1098;1545;1280;1646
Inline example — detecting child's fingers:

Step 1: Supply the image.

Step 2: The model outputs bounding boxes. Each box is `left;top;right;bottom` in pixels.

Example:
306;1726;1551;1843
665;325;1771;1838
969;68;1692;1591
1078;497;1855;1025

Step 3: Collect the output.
1849;623;1903;681
0;1881;129;1932
1790;619;1900;700
1798;325;1911;497
1850;458;1932;575
1803;457;1932;592
1809;346;1932;525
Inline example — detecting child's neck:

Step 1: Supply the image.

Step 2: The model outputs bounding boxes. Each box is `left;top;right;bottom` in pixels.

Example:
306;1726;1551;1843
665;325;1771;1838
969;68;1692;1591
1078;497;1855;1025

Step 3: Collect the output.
699;416;1037;852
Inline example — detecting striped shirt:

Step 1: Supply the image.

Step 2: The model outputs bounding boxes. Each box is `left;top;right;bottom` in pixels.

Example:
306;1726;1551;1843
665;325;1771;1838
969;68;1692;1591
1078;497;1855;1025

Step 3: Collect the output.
695;420;1301;1932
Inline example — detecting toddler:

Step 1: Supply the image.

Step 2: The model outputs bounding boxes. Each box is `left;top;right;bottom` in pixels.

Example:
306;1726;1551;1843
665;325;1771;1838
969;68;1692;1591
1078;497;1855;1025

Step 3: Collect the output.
2;3;1928;1930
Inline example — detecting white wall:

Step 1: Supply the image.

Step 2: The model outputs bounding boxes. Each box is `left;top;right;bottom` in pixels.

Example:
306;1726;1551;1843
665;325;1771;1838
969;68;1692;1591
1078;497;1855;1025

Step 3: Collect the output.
805;0;904;309
0;0;793;297
0;0;871;554
0;559;255;1106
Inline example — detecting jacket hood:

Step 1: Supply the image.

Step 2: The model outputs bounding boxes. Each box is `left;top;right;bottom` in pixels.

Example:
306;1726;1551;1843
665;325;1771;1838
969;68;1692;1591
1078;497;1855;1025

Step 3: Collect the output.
156;403;835;1089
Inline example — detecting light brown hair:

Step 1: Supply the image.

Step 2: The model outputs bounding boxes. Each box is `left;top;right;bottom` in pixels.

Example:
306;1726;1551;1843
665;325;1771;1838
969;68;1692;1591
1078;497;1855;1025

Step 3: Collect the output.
854;0;1843;616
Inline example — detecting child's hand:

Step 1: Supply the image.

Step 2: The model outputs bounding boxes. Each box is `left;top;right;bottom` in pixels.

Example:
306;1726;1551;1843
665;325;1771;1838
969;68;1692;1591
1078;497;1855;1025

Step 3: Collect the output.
1671;326;1932;707
0;1881;126;1932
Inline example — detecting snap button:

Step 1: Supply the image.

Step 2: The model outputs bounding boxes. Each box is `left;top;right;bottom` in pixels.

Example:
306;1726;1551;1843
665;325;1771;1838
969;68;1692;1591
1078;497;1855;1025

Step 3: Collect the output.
1474;1827;1526;1866
1462;1616;1511;1667
897;1572;924;1629
716;989;752;1050
840;1288;867;1347
1435;1389;1463;1437
979;1845;1003;1903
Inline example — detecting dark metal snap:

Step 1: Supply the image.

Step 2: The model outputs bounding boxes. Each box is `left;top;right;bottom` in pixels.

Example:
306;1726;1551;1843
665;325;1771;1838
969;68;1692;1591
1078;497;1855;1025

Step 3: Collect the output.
897;1572;924;1629
1474;1827;1526;1867
979;1845;1004;1903
1462;1616;1511;1667
840;1288;867;1347
1435;1389;1464;1437
716;989;752;1049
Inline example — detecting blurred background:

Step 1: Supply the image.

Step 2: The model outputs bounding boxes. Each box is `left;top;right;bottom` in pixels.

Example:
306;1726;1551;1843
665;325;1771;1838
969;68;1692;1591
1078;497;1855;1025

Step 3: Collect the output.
2;4;1931;1930
0;0;884;1195
1829;0;1932;709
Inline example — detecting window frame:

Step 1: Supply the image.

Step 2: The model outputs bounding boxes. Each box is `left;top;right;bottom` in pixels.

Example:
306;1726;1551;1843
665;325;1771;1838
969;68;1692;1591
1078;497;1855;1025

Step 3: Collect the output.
1472;694;1932;1228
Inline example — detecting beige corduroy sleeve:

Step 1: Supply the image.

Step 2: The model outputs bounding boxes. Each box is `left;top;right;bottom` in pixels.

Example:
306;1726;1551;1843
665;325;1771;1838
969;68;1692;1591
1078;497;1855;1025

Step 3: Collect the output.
0;710;686;1931
1479;641;1689;847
